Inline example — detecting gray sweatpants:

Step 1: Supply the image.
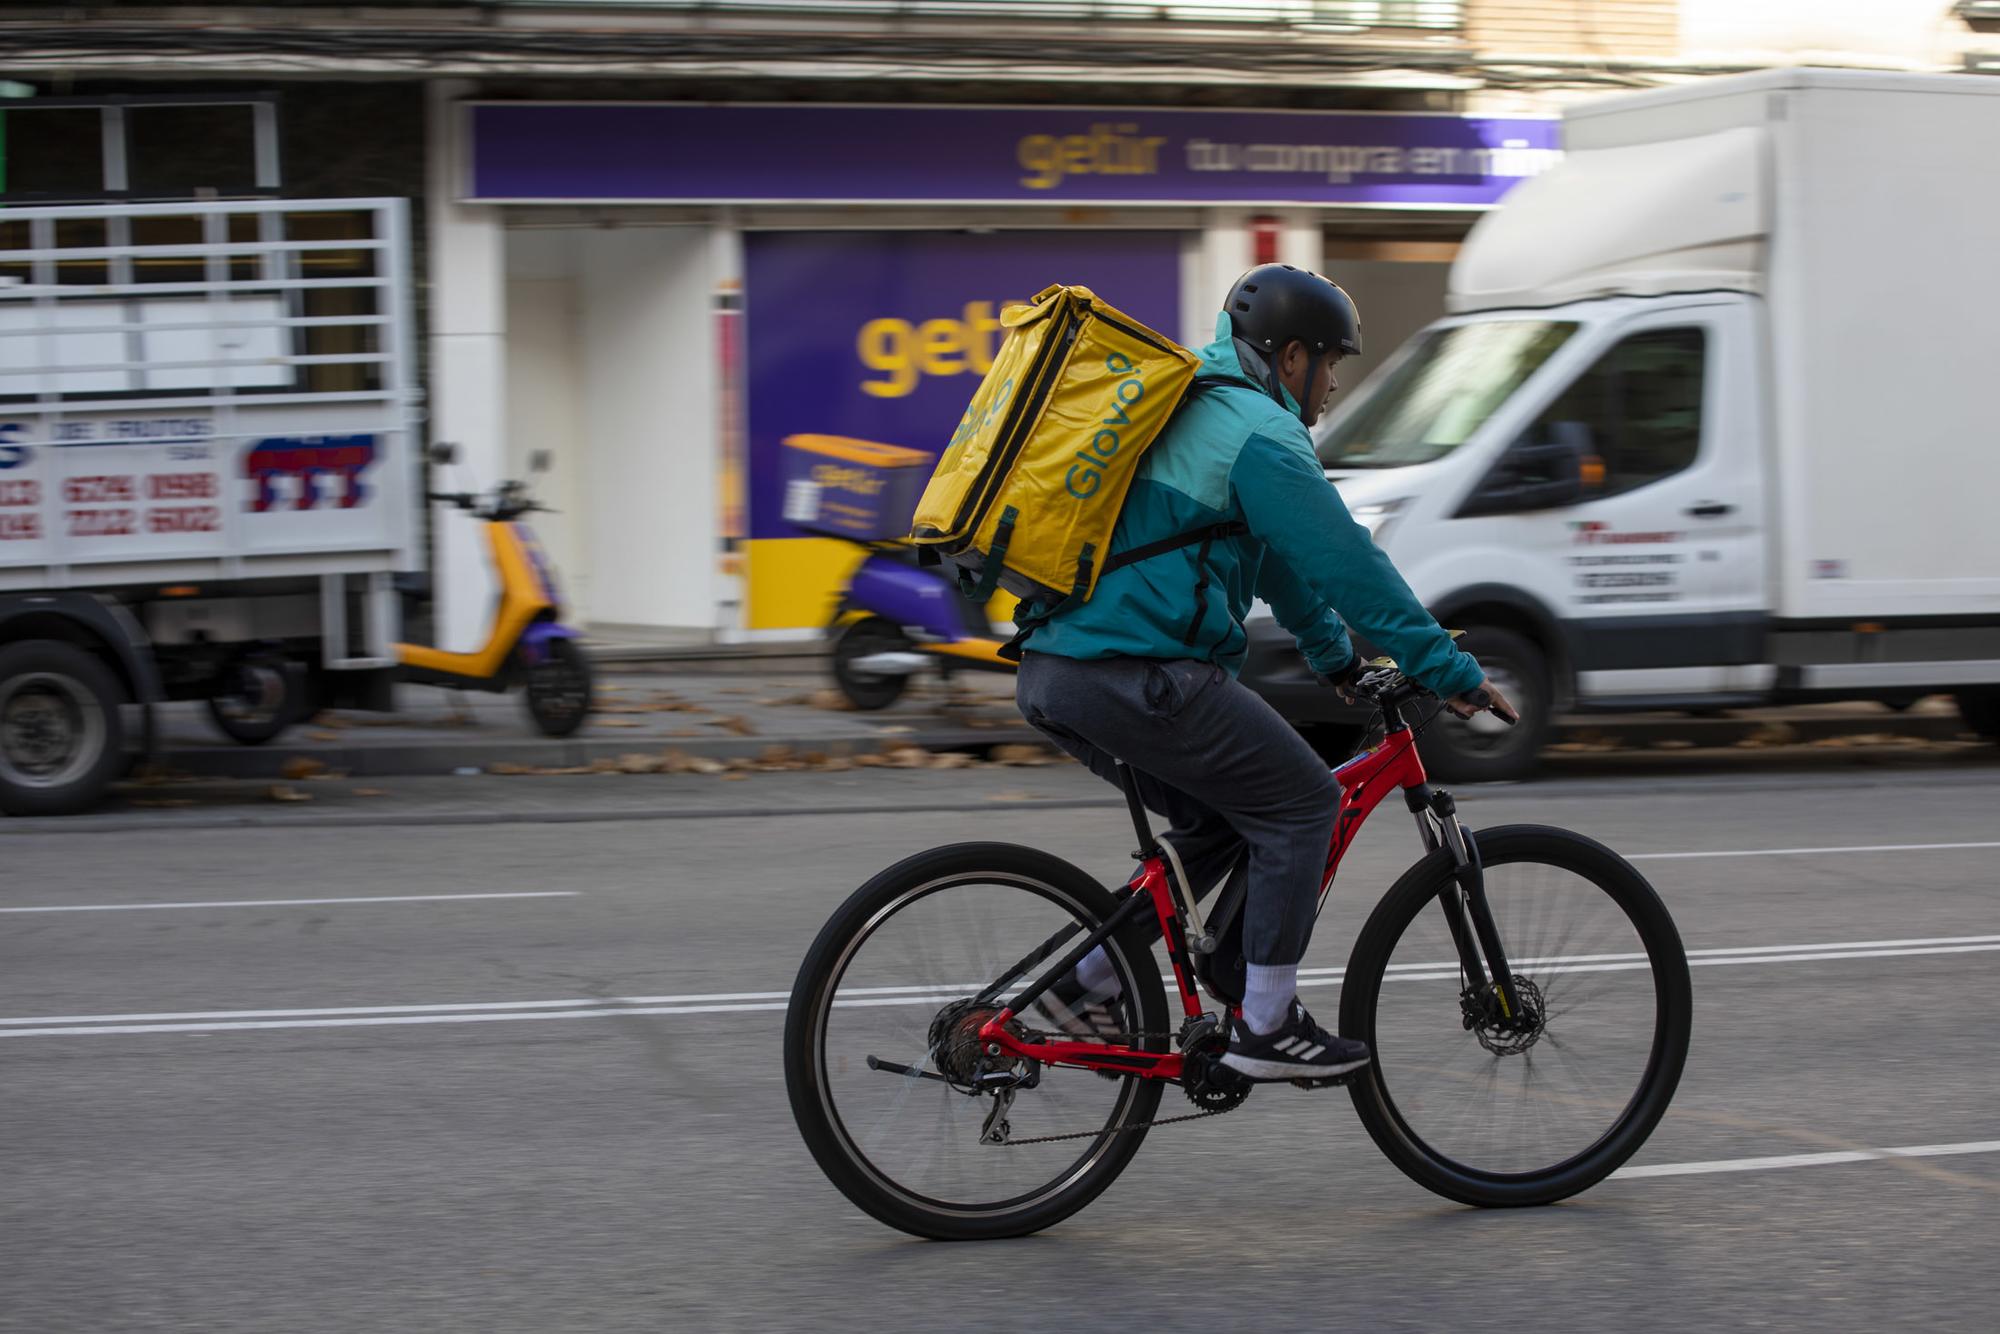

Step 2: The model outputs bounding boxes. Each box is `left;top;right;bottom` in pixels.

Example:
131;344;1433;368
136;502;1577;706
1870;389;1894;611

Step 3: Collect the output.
1015;652;1338;967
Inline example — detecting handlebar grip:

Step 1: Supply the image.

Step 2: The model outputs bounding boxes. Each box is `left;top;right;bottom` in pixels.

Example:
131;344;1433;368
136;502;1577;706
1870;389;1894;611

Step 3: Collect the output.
1462;687;1519;726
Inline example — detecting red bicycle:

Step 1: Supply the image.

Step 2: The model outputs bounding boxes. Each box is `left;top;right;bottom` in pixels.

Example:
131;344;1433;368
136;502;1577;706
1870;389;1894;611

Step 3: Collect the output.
785;665;1693;1240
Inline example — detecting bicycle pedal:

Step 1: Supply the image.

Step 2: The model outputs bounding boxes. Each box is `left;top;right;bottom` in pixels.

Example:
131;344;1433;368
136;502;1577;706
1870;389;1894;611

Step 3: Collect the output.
1288;1074;1353;1090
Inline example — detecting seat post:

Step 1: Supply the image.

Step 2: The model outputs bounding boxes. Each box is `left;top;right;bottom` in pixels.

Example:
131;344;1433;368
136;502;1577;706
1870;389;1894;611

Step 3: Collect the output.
1115;762;1153;856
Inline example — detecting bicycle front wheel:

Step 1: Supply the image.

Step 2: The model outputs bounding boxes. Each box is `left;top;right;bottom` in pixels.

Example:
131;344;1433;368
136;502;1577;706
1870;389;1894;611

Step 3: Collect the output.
784;843;1168;1240
1340;825;1692;1207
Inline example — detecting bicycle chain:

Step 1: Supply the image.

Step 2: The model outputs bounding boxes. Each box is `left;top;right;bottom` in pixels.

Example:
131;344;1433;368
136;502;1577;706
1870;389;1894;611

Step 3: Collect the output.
992;1028;1241;1147
996;1104;1236;1146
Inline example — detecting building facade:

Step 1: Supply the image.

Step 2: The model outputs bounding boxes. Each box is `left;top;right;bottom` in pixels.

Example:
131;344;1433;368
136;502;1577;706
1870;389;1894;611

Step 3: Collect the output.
4;0;1992;647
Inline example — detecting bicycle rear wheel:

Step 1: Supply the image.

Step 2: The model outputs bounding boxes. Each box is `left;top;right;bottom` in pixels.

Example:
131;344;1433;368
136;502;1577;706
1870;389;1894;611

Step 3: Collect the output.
1340;825;1692;1207
784;843;1168;1240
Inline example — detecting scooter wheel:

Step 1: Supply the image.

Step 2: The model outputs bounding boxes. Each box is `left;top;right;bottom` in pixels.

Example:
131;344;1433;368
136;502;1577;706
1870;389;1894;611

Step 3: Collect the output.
831;617;912;711
524;638;593;737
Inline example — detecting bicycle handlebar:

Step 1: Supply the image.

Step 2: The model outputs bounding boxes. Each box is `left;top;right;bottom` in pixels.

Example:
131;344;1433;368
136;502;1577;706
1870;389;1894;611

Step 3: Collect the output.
1343;663;1516;727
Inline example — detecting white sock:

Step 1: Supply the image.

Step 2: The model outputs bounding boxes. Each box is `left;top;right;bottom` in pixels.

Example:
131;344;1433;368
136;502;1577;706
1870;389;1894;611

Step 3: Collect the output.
1242;963;1297;1035
1074;945;1121;996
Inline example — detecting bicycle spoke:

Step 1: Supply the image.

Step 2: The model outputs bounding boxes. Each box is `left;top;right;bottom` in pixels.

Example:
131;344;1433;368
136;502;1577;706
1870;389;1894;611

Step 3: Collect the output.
1367;849;1663;1177
813;872;1147;1211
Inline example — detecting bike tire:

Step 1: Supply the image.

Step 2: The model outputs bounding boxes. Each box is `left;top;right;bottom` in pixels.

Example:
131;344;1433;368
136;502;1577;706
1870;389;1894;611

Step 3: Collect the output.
1339;825;1692;1207
784;842;1168;1240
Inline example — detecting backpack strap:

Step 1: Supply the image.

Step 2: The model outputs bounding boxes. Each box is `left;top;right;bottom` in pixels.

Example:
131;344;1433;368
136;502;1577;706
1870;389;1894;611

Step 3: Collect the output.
1098;520;1247;575
1000;521;1246;662
995;541;1097;663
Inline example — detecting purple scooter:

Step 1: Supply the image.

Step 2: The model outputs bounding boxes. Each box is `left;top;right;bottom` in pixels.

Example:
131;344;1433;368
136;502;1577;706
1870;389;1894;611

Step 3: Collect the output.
828;541;1016;710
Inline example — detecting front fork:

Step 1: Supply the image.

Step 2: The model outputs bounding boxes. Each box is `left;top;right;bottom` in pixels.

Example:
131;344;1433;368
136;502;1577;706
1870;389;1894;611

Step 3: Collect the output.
1410;787;1529;1030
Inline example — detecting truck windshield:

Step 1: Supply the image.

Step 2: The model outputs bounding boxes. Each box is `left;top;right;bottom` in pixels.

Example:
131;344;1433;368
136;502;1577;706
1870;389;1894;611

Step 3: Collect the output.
1318;320;1578;469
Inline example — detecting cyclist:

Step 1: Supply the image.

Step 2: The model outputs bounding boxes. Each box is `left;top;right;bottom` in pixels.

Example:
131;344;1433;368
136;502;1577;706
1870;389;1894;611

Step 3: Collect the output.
1018;263;1518;1083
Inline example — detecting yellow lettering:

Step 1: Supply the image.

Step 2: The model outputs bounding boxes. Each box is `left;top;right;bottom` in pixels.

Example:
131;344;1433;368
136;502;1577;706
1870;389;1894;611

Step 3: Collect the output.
856;301;1016;396
1061;135;1094;178
962;302;1000;374
857;318;917;398
1018;135;1063;190
916;318;967;377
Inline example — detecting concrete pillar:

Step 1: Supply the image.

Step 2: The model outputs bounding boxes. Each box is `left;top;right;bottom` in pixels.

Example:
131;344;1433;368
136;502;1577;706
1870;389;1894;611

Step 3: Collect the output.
424;78;507;653
1184;208;1250;346
575;226;719;633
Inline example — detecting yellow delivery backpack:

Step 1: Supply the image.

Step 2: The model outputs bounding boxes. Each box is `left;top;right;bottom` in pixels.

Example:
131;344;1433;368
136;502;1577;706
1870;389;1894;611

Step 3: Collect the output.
909;285;1211;638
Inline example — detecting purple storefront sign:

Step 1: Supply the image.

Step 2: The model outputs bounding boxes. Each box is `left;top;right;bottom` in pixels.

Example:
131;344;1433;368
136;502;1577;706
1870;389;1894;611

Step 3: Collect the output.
743;230;1181;541
471;104;1558;207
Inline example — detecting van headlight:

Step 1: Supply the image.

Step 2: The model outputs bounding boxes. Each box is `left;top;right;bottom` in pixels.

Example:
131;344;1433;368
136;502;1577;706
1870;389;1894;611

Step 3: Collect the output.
1351;498;1409;544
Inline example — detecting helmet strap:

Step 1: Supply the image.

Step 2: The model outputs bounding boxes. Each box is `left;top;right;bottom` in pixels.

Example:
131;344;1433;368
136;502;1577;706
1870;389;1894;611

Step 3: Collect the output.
1233;336;1308;424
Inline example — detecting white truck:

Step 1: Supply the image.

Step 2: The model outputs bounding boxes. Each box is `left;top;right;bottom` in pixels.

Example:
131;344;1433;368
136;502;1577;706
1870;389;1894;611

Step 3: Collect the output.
1287;68;2000;781
0;198;420;814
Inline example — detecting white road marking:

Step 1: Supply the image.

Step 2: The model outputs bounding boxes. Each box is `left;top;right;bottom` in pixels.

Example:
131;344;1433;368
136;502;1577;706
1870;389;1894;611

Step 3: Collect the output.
0;892;580;914
2;931;1995;1039
1628;840;2000;861
1614;1140;2000;1180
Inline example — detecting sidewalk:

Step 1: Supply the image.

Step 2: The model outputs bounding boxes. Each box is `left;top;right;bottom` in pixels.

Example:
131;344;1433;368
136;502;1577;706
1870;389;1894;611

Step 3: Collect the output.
154;668;1027;780
146;659;1981;782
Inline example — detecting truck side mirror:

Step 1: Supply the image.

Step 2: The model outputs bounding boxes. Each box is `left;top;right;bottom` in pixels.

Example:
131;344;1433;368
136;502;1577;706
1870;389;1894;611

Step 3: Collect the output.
1455;421;1591;518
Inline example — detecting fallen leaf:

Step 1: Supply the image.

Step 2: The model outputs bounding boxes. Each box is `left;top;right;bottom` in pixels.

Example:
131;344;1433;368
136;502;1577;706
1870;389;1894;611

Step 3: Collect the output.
618;753;665;774
280;757;327;781
808;689;855;712
721;772;749;782
487;762;535;775
986;790;1037;802
594;718;644;729
267;785;312;803
307;730;343;743
304;768;349;781
990;743;1056;766
713;715;758;736
928;752;977;769
350;788;389;797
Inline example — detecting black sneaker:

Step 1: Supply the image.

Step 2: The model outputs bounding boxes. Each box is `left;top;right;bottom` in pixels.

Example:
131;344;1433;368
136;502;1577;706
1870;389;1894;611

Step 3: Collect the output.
1031;972;1124;1041
1220;1001;1370;1082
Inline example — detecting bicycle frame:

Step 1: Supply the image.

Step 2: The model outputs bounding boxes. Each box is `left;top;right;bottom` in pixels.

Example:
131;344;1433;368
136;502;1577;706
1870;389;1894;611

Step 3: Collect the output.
976;704;1521;1081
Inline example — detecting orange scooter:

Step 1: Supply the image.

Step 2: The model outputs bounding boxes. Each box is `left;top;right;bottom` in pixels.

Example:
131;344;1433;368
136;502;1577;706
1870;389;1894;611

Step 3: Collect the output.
394;449;592;736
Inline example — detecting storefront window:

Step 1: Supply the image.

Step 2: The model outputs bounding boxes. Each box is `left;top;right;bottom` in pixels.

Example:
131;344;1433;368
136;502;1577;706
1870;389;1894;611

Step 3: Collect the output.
1318;319;1576;469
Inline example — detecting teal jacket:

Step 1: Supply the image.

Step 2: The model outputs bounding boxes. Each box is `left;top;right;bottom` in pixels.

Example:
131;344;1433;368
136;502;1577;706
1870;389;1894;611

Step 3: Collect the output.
1029;313;1485;700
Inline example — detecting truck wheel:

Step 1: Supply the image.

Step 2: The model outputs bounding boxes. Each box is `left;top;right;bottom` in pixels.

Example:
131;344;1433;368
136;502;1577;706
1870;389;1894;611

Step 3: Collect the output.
206;653;302;745
524;638;593;737
0;639;129;817
1954;690;2000;741
831;617;913;711
1416;626;1552;784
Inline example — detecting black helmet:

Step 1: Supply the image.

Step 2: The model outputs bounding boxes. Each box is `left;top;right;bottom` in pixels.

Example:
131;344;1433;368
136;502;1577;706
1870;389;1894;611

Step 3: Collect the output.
1225;264;1362;359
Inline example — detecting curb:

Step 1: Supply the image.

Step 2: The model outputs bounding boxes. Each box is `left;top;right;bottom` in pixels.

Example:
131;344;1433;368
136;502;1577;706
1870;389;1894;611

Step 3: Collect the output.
150;708;1975;781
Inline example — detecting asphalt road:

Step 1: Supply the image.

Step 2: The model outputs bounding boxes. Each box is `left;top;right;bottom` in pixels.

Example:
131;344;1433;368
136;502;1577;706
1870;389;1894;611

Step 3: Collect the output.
4;758;1999;1333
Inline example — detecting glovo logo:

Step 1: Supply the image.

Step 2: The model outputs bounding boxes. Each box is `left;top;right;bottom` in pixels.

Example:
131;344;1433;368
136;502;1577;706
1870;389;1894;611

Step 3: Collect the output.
1065;353;1147;500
